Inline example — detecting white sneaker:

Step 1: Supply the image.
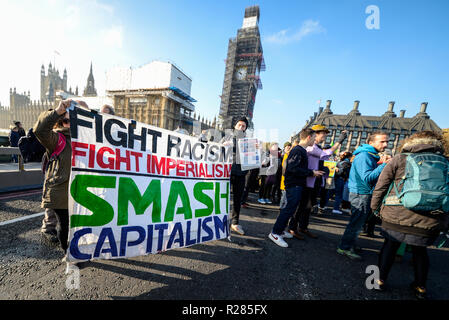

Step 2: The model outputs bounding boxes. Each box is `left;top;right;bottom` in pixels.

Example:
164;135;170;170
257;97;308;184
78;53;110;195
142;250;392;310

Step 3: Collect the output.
268;233;288;247
265;199;272;204
281;231;293;239
258;198;266;204
342;208;351;214
332;209;343;215
231;224;245;235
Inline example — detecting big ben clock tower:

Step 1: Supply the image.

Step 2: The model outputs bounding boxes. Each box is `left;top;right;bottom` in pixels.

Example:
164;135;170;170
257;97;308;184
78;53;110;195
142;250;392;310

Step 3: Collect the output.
218;5;265;130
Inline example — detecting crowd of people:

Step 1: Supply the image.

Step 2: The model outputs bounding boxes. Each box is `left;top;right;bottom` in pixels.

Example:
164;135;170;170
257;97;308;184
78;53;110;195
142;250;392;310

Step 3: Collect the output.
7;100;448;299
227;117;449;300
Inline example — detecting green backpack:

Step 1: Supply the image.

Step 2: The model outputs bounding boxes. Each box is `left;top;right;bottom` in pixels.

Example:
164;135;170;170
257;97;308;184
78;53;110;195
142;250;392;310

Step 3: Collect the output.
385;153;449;213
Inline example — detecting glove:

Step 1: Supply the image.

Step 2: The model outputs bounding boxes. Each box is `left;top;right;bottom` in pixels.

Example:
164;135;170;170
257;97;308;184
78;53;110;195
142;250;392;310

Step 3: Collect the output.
337;131;348;144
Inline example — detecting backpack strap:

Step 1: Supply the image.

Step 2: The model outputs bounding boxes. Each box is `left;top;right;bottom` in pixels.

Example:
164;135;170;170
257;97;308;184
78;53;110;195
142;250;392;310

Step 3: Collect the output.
49;132;66;160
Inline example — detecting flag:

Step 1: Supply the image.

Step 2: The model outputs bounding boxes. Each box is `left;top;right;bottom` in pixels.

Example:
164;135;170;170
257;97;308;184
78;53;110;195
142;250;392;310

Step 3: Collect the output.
316;99;321;105
54;50;60;55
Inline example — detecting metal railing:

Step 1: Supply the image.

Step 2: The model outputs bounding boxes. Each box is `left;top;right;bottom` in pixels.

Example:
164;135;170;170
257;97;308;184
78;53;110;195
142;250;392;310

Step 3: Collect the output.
0;147;24;171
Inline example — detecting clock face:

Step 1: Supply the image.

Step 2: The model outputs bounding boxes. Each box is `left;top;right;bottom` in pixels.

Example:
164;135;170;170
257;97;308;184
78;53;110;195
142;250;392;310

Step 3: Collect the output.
235;67;247;80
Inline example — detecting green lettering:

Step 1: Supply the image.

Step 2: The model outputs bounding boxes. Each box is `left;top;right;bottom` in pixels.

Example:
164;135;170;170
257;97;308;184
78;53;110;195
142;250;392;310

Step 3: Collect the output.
215;182;229;214
70;175;116;227
164;181;192;222
117;177;162;225
194;182;214;217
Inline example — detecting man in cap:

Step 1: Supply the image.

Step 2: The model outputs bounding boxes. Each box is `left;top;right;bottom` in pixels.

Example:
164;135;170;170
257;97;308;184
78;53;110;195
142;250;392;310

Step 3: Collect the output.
288;125;347;239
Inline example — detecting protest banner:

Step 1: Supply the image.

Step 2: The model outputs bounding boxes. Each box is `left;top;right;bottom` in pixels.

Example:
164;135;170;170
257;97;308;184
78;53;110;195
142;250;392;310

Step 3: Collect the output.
238;138;261;171
67;107;232;262
323;161;337;178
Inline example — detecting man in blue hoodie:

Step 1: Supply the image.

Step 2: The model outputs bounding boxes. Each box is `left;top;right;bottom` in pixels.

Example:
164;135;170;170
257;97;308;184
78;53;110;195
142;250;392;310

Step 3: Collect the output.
337;131;390;260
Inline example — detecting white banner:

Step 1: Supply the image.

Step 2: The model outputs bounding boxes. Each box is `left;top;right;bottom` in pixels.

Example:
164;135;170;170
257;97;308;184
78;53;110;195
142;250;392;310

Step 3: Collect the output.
66;107;232;262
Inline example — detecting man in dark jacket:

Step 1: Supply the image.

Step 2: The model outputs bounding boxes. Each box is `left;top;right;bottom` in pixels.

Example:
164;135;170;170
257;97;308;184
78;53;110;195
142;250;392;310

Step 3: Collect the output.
268;128;324;248
9;121;26;162
220;117;250;235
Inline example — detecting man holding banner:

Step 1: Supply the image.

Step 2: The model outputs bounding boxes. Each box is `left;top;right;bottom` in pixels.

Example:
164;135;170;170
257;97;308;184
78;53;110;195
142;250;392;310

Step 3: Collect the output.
33;99;76;264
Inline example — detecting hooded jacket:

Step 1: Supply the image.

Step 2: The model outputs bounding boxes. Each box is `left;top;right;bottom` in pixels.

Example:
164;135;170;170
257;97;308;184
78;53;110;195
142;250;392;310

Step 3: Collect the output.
33;110;72;209
371;136;449;237
348;144;386;195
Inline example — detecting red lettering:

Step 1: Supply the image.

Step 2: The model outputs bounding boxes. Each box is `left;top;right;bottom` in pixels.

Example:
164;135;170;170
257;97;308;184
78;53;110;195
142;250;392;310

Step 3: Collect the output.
198;163;206;177
88;144;96;168
115;149;131;171
151;155;166;175
205;163;213;178
185;161;195;177
71;142;88;166
176;159;186;177
224;164;232;178
215;164;223;178
130;151;142;172
97;147;115;169
166;158;177;176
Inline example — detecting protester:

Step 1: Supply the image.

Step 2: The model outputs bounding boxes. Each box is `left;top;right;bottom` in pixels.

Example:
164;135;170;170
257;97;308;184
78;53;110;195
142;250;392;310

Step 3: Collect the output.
362;150;392;236
258;144;271;204
289;125;347;239
258;143;279;204
18;128;45;162
8;121;26;163
332;151;352;214
100;104;115;115
271;146;283;204
336;131;390;260
41;208;58;243
34;99;87;270
220;117;250;235
268;129;324;247
370;131;449;299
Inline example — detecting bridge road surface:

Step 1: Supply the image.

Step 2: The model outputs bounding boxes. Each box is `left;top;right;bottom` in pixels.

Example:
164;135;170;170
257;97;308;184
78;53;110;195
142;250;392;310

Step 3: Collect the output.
1;190;449;300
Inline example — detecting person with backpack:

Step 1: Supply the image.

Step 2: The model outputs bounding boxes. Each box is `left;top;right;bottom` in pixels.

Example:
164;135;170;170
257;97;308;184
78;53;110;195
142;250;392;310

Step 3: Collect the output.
8;121;26;163
370;131;449;299
18;128;45;162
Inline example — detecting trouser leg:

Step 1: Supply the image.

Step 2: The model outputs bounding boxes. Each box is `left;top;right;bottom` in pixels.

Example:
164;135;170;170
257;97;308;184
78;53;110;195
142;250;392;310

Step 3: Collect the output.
231;174;246;225
54;209;69;252
378;237;402;282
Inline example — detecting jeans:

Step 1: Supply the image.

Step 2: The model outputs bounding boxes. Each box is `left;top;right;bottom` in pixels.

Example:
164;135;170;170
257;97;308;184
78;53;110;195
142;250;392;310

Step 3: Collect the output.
338;193;372;251
272;185;303;235
342;181;349;202
333;177;345;210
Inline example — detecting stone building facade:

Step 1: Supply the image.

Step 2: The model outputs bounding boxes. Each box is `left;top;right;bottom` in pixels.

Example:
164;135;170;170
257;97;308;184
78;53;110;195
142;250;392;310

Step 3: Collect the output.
303;100;441;154
107;88;215;134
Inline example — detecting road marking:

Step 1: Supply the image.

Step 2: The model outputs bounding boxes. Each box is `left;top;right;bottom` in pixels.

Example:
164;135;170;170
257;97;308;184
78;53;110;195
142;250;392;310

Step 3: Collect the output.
0;211;45;227
0;189;42;201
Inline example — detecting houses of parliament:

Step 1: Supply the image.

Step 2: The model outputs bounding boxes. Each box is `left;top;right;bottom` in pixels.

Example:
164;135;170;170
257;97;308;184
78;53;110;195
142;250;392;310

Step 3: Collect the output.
0;62;97;131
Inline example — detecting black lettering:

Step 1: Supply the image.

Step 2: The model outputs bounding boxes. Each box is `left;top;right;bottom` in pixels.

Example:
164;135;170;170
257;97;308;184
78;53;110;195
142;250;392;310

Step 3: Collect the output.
128;126;147;151
147;129;162;153
69;106;95;140
167;135;181;157
104;118;127;148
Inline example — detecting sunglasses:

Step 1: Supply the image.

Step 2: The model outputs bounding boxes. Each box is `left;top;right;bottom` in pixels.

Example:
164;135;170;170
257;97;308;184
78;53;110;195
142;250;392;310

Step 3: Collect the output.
62;118;70;124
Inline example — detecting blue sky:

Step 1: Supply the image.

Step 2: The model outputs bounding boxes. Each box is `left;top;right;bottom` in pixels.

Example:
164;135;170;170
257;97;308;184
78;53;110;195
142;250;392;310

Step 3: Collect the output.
1;0;448;143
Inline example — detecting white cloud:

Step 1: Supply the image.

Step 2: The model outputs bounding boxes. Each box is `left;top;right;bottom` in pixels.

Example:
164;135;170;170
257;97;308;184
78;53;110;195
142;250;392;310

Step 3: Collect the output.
265;20;326;45
0;0;127;106
101;26;124;49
